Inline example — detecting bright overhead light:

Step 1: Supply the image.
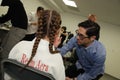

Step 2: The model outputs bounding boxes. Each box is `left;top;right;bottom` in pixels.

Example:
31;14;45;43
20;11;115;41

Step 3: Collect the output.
63;0;77;7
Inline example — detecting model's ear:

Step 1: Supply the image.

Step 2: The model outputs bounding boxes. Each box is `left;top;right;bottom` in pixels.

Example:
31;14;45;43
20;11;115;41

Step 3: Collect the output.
90;36;96;41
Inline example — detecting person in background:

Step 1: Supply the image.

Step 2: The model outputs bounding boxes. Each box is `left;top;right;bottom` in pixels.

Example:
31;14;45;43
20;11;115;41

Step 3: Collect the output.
0;0;27;79
58;26;68;48
58;20;106;80
88;14;100;41
22;6;44;41
8;10;65;80
66;32;74;43
88;14;96;22
0;0;28;59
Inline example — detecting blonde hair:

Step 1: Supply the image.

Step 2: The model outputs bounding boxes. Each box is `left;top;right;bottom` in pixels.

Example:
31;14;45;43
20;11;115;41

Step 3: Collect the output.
88;14;96;22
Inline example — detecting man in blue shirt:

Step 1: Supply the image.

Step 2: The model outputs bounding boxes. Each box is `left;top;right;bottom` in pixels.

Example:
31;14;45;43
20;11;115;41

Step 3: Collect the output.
59;20;106;80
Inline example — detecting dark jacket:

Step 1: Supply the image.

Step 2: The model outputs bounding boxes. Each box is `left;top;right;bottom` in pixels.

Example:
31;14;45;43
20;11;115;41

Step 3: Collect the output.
0;0;28;29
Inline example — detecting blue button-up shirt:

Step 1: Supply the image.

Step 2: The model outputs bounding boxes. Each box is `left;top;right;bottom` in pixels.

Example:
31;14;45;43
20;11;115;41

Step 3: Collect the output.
59;36;106;80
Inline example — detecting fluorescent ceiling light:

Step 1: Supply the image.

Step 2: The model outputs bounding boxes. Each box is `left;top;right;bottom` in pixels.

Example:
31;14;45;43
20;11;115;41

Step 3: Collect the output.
63;0;77;7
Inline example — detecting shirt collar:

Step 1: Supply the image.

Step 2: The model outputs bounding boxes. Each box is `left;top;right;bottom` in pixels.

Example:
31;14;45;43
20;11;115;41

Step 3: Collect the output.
32;38;56;50
32;38;49;45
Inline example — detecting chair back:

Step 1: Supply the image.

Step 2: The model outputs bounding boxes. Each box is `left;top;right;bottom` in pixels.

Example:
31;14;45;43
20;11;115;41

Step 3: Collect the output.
1;59;55;80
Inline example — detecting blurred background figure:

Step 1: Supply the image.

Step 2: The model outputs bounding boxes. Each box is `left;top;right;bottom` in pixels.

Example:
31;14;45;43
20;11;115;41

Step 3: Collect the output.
58;26;68;48
66;31;74;43
22;6;44;41
88;14;96;22
0;0;28;79
0;0;28;59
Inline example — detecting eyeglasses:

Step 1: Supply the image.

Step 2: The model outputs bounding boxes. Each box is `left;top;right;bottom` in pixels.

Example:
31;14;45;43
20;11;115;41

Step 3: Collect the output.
76;33;89;40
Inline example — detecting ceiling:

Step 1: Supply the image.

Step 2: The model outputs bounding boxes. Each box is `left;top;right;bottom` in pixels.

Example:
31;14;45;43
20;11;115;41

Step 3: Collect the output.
42;0;120;26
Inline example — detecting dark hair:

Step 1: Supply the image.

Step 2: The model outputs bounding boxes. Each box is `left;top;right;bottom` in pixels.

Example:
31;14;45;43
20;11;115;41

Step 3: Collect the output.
78;20;100;40
37;6;44;12
26;10;61;67
62;26;67;31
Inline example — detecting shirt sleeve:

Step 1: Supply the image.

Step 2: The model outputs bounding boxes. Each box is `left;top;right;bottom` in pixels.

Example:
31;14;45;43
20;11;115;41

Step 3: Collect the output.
59;36;77;56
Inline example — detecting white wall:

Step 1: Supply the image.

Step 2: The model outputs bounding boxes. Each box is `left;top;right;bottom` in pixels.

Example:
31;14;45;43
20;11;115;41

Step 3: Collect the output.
99;22;120;79
61;13;86;34
0;0;120;79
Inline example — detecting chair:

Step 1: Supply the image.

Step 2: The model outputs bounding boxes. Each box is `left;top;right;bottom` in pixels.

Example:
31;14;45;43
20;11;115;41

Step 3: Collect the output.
1;59;55;80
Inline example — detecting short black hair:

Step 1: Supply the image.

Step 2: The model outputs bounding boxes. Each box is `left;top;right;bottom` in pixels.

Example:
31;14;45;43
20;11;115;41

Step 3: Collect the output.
37;6;44;12
62;26;67;31
78;20;100;40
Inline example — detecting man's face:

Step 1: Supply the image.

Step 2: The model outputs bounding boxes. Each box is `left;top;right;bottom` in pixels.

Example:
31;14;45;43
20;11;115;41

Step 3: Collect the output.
76;27;91;47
